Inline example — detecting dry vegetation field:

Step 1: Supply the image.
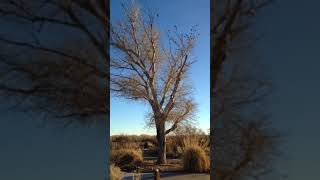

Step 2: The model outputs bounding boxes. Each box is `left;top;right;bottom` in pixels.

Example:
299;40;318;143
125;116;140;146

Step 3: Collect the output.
110;129;210;179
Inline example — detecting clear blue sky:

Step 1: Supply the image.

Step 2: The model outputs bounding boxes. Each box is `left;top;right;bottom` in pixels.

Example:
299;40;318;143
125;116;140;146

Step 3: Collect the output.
110;0;210;135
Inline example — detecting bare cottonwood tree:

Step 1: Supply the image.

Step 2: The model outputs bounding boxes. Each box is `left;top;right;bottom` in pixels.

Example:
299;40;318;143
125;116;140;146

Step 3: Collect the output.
212;0;273;90
110;4;198;164
211;0;280;179
213;59;281;180
0;0;109;124
0;1;110;178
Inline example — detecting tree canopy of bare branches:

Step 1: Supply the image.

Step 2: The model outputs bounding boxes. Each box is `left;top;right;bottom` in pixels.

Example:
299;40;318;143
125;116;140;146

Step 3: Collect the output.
0;0;109;125
211;0;280;179
110;3;198;164
212;0;272;90
212;59;281;180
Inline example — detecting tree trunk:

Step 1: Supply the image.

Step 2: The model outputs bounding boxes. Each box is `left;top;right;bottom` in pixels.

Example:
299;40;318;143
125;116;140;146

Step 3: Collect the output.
156;120;166;164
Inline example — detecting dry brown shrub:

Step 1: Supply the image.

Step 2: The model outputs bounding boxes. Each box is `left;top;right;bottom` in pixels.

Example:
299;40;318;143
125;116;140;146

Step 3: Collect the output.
110;148;143;171
182;145;210;173
110;164;122;180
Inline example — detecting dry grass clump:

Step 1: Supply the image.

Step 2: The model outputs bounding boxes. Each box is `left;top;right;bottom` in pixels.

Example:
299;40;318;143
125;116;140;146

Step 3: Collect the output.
181;134;209;154
111;134;156;145
182;145;210;173
111;134;157;152
110;148;143;171
166;136;182;158
110;164;122;180
111;141;140;150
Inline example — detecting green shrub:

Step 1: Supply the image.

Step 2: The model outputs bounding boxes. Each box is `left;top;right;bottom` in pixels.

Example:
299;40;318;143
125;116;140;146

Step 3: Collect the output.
182;145;209;173
110;164;122;180
110;148;143;171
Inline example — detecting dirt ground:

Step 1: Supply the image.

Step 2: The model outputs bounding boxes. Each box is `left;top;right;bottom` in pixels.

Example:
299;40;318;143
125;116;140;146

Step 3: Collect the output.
123;172;210;180
122;158;210;180
141;159;182;172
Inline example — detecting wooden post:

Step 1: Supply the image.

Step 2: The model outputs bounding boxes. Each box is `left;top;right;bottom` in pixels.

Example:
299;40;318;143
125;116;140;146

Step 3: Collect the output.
154;168;160;180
